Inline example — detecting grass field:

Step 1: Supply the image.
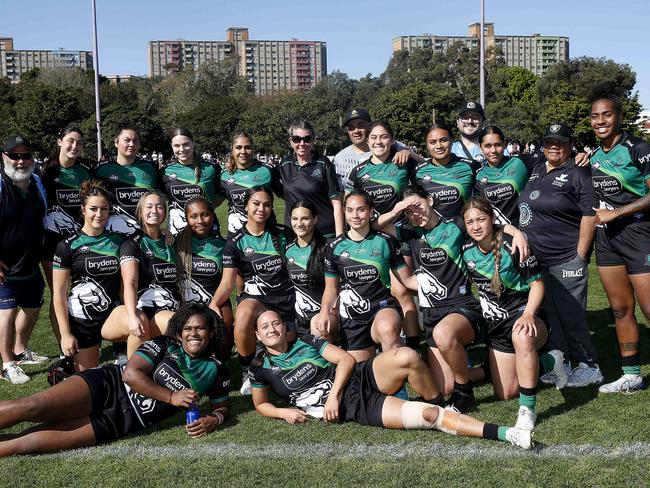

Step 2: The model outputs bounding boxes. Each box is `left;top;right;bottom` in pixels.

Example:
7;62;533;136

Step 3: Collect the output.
1;205;649;487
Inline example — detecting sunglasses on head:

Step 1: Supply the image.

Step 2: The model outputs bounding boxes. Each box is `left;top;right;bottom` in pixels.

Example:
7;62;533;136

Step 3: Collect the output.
5;152;33;161
290;135;313;144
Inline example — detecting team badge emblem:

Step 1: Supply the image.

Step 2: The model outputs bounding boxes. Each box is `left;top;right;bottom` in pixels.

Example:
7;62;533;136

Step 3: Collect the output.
550;124;561;133
244;247;254;256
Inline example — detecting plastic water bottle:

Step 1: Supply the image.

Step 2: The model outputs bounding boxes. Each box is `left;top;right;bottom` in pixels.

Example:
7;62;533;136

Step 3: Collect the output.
186;402;200;425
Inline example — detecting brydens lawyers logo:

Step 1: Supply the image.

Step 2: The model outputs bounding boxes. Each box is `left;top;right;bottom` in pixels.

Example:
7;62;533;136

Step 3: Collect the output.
550;124;561;133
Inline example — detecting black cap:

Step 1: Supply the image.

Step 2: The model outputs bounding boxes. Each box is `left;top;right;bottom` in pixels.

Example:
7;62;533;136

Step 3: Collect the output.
343;108;371;127
543;123;572;142
3;134;32;152
458;101;485;118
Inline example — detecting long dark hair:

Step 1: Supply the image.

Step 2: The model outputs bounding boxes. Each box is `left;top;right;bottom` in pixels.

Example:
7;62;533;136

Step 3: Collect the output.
244;186;283;256
166;303;227;359
170;126;202;182
290;199;326;288
425;119;453;141
44;126;84;173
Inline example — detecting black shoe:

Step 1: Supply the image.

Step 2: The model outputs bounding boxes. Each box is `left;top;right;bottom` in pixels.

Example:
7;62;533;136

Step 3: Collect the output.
446;388;475;413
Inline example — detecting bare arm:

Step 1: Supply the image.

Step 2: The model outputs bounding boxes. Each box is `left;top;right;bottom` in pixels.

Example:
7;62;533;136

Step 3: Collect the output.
120;260;146;337
596;189;650;224
331;195;344;236
209;267;238;314
252;386;308;424
576;215;597;260
393;264;418;292
315;276;339;333
513;278;545;337
52;268;77;357
320;343;356;422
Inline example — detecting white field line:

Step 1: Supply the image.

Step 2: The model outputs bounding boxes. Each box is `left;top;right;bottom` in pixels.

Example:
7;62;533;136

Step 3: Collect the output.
45;441;650;460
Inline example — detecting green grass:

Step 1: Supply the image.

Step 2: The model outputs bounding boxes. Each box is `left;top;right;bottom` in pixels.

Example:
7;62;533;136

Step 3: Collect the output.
1;201;649;486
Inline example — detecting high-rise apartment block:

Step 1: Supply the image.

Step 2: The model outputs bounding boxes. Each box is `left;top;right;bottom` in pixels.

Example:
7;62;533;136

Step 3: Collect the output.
149;28;327;95
0;37;93;81
393;23;569;76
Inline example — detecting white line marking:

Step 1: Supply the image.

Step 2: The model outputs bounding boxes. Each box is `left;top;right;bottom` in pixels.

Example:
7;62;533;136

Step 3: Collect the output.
43;441;650;460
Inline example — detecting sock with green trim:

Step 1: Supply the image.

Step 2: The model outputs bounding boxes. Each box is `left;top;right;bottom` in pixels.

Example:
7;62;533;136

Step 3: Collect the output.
482;424;510;442
518;386;537;411
622;354;641;376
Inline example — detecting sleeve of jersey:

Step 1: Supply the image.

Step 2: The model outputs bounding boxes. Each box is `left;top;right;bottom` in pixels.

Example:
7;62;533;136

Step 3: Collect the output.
134;335;170;366
345;166;359;193
574;168;597;216
119;237;140;265
388;235;407;271
52;239;72;270
631;141;650;180
302;333;328;354
324;241;338;278
397;227;413;257
248;359;268;389
207;359;231;404
324;160;342;198
222;237;240;269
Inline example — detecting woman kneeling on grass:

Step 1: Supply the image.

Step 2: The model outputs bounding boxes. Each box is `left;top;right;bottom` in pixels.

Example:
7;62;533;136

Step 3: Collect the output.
0;303;230;457
250;310;533;450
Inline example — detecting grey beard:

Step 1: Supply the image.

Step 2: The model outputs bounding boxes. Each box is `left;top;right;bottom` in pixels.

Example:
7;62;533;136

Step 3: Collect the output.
4;164;34;182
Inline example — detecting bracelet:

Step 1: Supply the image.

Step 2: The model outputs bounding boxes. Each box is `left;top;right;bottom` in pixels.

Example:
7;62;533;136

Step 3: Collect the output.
212;411;225;425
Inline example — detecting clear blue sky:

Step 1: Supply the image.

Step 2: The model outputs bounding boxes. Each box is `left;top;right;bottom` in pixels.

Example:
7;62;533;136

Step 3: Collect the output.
6;0;650;109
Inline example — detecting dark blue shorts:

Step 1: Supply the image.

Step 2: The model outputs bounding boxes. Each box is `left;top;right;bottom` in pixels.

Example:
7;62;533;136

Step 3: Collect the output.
0;272;45;310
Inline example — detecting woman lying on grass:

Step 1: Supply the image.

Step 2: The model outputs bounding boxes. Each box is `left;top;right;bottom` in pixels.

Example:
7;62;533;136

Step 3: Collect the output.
0;303;230;457
249;310;534;449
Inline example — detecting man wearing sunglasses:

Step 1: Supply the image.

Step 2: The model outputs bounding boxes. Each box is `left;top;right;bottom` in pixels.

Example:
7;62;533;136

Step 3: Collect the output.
452;101;509;163
0;135;48;384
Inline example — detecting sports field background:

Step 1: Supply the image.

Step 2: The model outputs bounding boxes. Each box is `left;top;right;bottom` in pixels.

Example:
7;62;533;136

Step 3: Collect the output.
0;203;648;487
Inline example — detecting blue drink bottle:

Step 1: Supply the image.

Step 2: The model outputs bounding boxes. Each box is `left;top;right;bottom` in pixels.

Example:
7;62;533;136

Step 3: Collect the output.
186;402;201;424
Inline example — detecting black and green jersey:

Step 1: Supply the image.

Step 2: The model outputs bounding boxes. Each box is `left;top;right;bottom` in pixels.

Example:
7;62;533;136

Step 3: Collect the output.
590;132;650;210
41;160;93;237
179;233;226;305
218;162;274;235
399;218;473;308
462;234;541;322
161;160;224;235
474;156;535;226
286;240;324;320
223;225;292;296
412;155;479;220
129;335;230;428
346;155;416;215
53;230;125;324
120;233;179;312
95;158;158;235
324;231;405;320
249;334;336;418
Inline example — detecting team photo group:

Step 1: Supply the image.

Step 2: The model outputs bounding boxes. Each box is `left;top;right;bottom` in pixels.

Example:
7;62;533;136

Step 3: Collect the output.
0;89;648;457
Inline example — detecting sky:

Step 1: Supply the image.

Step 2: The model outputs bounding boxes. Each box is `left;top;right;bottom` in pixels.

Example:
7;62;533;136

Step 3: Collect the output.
5;0;650;109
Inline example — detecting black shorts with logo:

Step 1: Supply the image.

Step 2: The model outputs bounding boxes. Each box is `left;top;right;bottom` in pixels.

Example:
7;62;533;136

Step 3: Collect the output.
595;216;650;275
340;358;386;427
69;300;120;349
485;307;548;354
78;365;142;445
422;298;484;348
340;297;401;351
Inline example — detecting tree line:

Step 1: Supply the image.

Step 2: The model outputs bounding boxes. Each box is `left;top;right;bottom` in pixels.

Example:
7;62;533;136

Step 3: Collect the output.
0;44;644;159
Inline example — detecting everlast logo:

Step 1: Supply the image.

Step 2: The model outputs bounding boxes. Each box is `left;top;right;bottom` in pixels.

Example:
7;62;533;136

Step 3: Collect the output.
116;187;148;205
253;256;284;273
431;187;460;203
365;184;393;201
282;362;316;389
56;189;82;206
85;256;119;275
562;268;584;278
171;184;202;201
484;184;514;202
592;176;622;195
153;263;176;282
419;247;448;266
344;265;378;283
192;258;217;275
156;364;188;390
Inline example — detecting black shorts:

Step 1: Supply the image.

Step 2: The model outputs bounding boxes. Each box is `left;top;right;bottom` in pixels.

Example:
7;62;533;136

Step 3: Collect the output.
238;293;296;330
340;297;401;351
340;358;386;427
422;299;484;348
69;302;119;349
78;365;142;445
295;312;318;337
485;307;548;354
595;217;650;275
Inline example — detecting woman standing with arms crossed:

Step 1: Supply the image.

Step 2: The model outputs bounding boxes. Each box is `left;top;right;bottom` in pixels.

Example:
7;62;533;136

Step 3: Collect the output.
589;93;650;393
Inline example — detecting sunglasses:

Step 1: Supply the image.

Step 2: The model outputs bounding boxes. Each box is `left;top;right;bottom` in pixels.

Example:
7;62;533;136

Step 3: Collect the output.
290;135;313;144
5;152;33;161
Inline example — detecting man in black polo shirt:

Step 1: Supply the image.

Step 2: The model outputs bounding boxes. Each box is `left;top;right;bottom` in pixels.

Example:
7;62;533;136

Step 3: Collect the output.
0;135;48;384
518;123;600;387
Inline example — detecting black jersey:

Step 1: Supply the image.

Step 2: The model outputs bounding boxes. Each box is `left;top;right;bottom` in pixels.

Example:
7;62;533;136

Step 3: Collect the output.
223;225;292;296
0;172;46;278
518;158;597;266
120;233;179;312
463;234;541;322
590;132;650;210
412;155;479;220
179;233;226;305
94;158;158;235
271;155;341;237
41;160;93;237
286;239;324;320
53;230;125;323
324;231;405;321
160;159;223;235
250;334;336;418
218;162;274;235
399;218;473;308
127;335;230;428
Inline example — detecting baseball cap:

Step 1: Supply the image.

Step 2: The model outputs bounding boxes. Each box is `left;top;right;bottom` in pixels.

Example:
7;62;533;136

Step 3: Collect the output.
543;123;572;142
3;134;32;152
343;108;371;127
458;101;485;118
